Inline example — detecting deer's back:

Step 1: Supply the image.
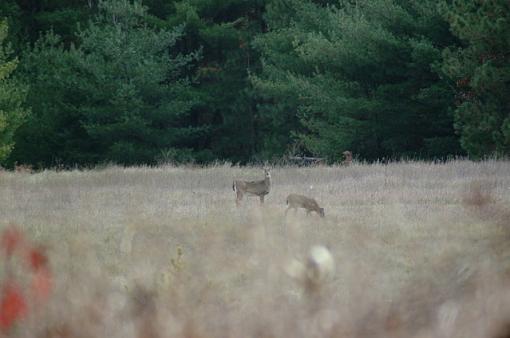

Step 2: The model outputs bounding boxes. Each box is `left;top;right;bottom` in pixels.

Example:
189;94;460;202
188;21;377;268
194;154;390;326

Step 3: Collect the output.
236;178;270;195
287;194;319;209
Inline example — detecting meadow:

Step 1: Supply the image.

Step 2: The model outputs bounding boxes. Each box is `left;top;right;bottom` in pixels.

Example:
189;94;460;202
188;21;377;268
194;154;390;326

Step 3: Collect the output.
0;160;509;338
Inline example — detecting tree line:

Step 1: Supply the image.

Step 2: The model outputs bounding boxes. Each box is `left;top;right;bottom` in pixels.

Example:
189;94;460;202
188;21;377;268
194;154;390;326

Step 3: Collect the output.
0;0;508;167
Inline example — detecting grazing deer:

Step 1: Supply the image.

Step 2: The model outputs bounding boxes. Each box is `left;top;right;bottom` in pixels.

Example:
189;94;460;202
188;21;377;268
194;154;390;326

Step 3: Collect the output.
233;168;271;206
285;193;325;217
342;151;352;166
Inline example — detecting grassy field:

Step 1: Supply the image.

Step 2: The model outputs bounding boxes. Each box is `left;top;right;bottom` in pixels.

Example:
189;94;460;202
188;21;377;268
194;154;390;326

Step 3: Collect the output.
1;160;509;337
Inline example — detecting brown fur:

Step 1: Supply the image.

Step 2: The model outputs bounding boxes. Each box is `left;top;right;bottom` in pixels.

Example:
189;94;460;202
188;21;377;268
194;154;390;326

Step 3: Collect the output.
285;193;325;217
233;169;271;206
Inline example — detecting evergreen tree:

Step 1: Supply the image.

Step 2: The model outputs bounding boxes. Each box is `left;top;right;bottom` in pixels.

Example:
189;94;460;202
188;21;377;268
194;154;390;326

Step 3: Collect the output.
9;0;93;46
11;0;204;166
165;0;267;162
75;0;205;165
0;20;27;163
0;1;22;48
253;0;462;161
11;32;97;167
441;0;510;158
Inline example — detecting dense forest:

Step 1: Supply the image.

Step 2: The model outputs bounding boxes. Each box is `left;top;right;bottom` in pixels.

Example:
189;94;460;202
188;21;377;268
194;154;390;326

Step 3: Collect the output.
0;0;508;167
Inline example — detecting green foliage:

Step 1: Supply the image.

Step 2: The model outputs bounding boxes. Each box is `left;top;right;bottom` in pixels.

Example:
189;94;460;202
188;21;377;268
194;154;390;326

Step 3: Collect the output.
4;0;508;165
75;0;204;165
11;0;205;166
0;20;27;163
0;0;93;49
10;32;88;166
253;0;462;161
165;0;267;163
441;0;510;158
0;1;21;47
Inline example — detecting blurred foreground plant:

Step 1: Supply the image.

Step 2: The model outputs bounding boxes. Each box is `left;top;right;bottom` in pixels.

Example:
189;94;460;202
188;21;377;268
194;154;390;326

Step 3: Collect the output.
0;225;53;332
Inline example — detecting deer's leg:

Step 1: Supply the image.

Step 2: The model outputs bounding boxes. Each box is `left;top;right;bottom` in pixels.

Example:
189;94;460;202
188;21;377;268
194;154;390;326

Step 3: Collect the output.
236;191;243;207
259;195;265;204
306;210;311;216
285;206;291;216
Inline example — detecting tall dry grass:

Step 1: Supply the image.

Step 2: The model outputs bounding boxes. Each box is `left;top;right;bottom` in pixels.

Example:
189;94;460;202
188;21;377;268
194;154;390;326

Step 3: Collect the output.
0;160;509;337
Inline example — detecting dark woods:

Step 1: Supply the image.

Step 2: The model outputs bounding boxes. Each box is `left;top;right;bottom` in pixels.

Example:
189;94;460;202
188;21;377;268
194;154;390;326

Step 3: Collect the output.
0;0;508;168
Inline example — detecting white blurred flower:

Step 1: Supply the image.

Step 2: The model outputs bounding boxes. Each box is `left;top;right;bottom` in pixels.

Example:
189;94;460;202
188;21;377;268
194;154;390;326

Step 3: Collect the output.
306;245;335;284
285;245;335;289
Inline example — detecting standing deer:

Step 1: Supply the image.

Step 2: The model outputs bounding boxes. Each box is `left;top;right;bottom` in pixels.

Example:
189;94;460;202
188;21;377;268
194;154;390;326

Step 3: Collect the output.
285;193;325;217
233;168;271;206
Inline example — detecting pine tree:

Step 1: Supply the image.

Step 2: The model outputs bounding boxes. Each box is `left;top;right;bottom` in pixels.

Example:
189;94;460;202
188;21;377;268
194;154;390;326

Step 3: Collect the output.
75;0;205;165
441;0;510;158
10;0;92;46
165;0;267;162
253;0;462;161
9;32;89;167
0;20;27;163
11;0;204;166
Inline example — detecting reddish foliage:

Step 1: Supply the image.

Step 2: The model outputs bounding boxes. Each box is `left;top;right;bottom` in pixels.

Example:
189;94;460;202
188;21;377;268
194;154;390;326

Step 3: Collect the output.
478;52;506;64
43;324;72;338
0;226;24;258
27;247;49;271
31;268;53;303
385;312;401;332
0;282;27;331
0;226;54;331
456;77;470;88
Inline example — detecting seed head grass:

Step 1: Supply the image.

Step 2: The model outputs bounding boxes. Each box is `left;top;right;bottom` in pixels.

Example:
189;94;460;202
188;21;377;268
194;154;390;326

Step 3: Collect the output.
0;160;509;337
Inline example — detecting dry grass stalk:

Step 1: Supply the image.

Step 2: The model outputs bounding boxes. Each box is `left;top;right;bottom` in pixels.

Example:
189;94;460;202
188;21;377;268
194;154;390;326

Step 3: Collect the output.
0;160;507;337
